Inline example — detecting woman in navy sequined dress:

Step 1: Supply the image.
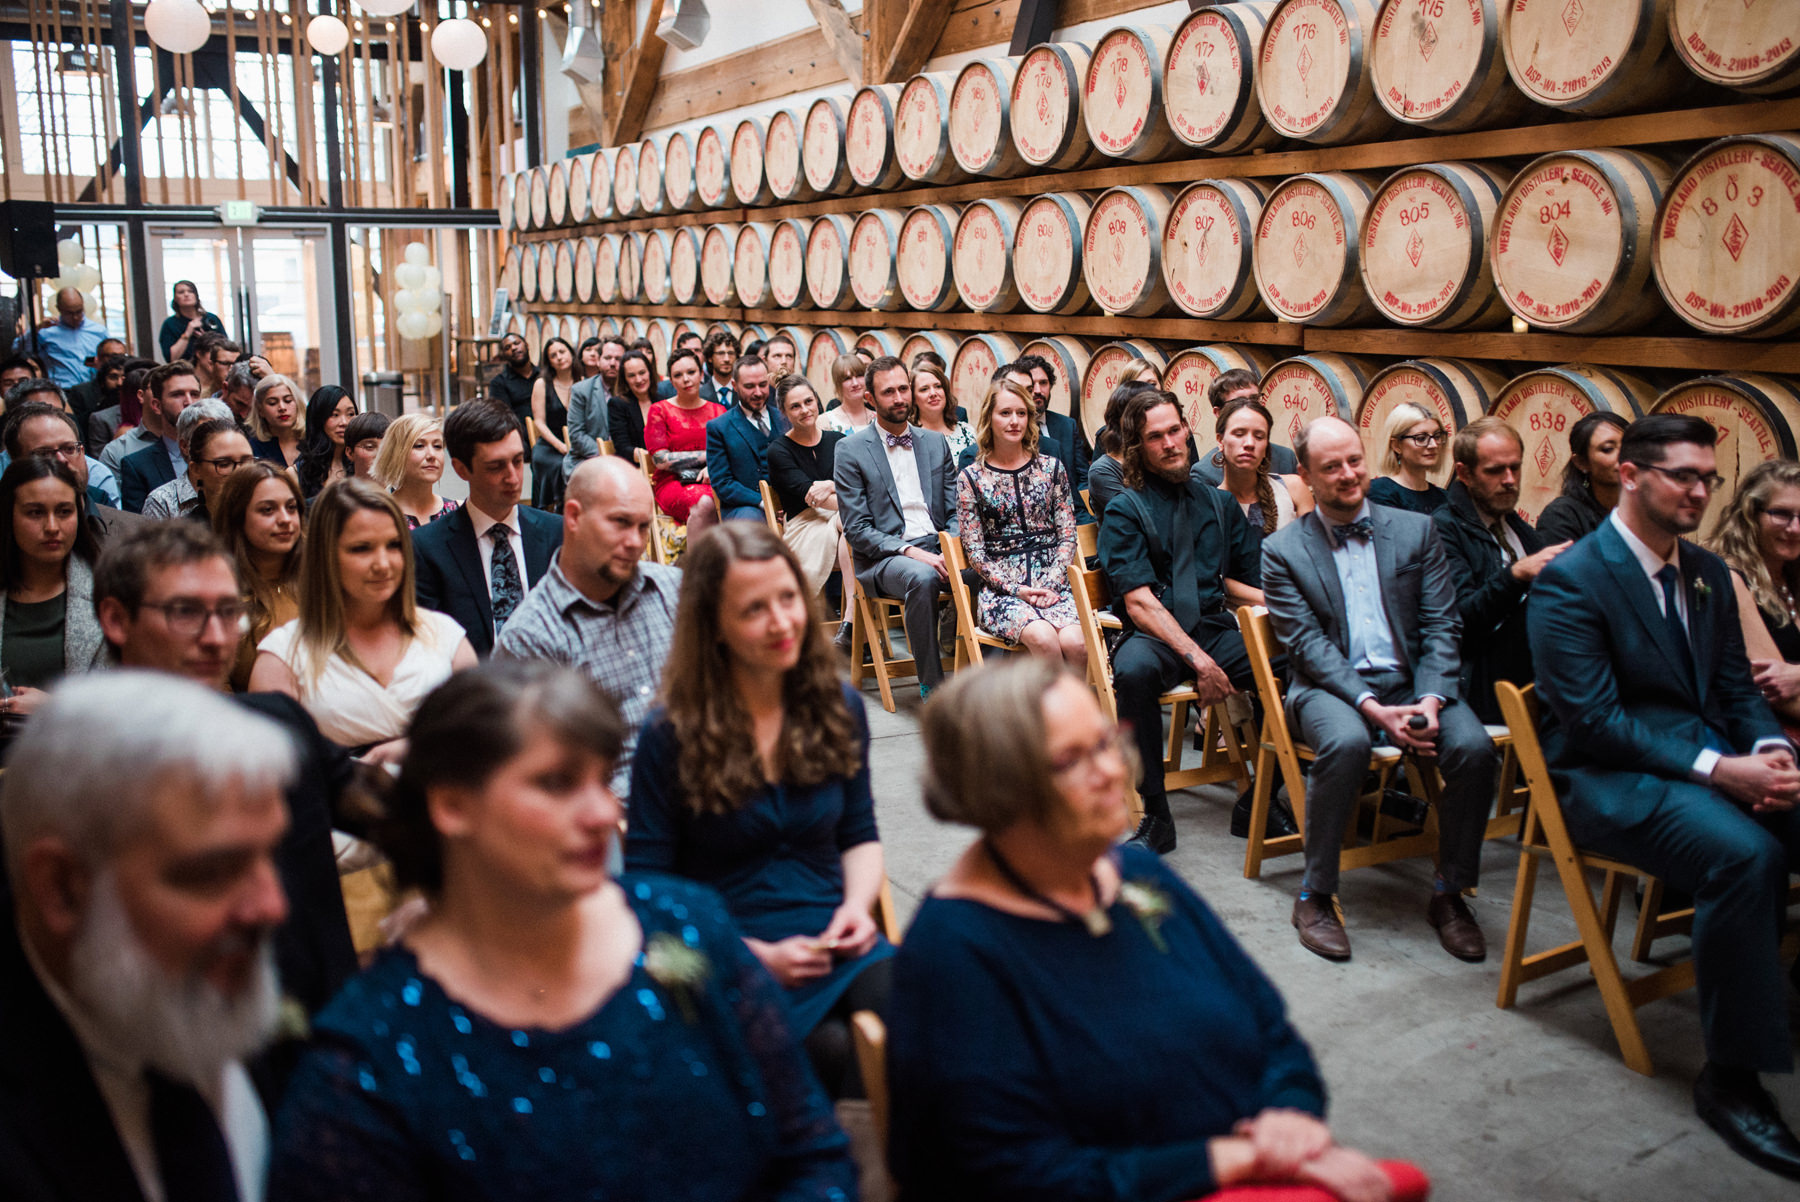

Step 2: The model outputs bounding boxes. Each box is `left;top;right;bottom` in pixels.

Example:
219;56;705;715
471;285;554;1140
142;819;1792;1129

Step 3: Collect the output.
268;663;854;1202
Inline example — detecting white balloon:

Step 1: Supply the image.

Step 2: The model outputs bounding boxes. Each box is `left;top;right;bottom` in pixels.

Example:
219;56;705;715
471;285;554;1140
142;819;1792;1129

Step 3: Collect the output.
393;262;426;291
144;0;211;55
393;288;421;312
80;291;100;315
429;18;488;71
355;0;415;16
306;15;350;56
56;239;83;267
420;265;442;291
396;310;432;341
403;243;431;267
70;265;102;292
423;312;444;338
417;287;444;312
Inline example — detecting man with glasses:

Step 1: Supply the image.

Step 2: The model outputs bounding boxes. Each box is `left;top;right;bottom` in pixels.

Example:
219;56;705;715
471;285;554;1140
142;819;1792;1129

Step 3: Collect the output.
1530;414;1800;1181
1;402;137;538
139;398;235;520
13;287;110;391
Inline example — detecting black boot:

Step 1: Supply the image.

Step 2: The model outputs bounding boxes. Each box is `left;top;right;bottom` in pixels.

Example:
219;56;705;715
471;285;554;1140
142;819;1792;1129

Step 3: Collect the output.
1125;812;1176;855
1230;785;1298;839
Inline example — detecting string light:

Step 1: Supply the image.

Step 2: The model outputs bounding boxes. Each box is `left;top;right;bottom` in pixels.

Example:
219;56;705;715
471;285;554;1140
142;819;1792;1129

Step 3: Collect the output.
480;15;490;25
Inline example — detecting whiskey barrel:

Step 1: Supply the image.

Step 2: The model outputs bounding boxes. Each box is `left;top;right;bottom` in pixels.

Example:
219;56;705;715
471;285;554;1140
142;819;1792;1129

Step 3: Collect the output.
617;232;643;304
1021;336;1103;419
1489;364;1653;521
635;138;664;215
700;224;742;306
510;169;532;231
952;333;1025;412
522;315;543;361
763;109;813;203
1260;353;1382;448
1084;25;1179;162
1654;134;1800;339
594;234;620;305
1259;0;1394;144
641;229;672;306
896;72;970;185
1371;0;1527;130
807;328;854;393
612;142;640;218
644;319;673;373
1084;185;1178;316
1254;172;1383;325
505;312;524;342
847;85;908;191
1081;341;1172;441
1166;4;1281;153
734;223;779;310
803;96;855;196
805;214;856;310
1492;148;1672;333
857;330;902;360
499;174;517;232
694;125;731;209
500;243;522;297
662;129;696;212
1015;191;1098;315
900;331;959;372
1165;178;1271;320
568;153;594;224
618;317;642;345
548;161;569;225
1671;0;1800;94
898;204;962;313
668;227;701;304
1355;358;1506;480
1166;344;1280;437
515;243;538;302
1500;0;1684;115
578;315;599;344
553;238;577;302
951;58;1027;178
740;323;769;345
1652;374;1800;496
731;118;774;207
573;237;596;303
849;209;907;311
523;166;547;230
1012;41;1101;172
768;218;811;309
1361;161;1511;328
955;198;1026;313
778;326;816;377
589;150;614;221
537;242;560;304
599;316;622;339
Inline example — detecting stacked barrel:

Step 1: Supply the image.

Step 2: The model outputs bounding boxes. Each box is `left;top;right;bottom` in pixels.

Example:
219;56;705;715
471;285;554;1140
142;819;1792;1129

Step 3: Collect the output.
502;0;1800;508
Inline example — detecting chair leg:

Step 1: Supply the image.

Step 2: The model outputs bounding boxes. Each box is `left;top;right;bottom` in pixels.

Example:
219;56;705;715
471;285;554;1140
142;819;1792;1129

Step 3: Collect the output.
1242;741;1280;879
1553;854;1656;1075
1629;877;1665;962
1164;698;1189;775
859;594;897;714
1496;849;1542;1009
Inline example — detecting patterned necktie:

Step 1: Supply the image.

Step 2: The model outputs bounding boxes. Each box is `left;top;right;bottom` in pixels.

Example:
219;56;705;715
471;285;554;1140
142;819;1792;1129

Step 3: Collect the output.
147;1068;241;1202
1490;520;1517;566
884;431;914;450
1329;517;1374;547
490;525;523;632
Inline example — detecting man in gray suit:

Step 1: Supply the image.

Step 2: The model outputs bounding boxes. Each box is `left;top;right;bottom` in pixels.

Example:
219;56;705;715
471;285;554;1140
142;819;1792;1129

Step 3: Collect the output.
1262;415;1496;963
564;336;626;478
834;355;957;700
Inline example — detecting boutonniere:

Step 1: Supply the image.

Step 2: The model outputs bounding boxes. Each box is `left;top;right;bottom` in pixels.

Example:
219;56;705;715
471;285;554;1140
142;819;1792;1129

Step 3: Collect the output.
1695;579;1713;605
644;932;711;1023
275;994;311;1043
1119;880;1172;953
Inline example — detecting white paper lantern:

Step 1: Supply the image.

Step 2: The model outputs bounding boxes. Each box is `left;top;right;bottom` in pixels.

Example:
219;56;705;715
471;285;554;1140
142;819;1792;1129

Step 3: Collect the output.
80;291;100;315
56;239;83;267
403;242;430;267
396;310;432;341
144;0;212;55
393;262;426;291
306;15;350;56
429;18;488;70
355;0;415;17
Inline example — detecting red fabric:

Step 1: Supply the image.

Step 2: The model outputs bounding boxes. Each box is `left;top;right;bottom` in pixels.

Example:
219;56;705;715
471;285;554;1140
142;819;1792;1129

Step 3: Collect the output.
1193;1159;1429;1202
644;398;724;523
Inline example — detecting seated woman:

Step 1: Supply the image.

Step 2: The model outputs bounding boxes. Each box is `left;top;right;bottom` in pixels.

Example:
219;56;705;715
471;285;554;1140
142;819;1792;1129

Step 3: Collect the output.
140;398;233;519
530;335;576;510
889;657;1427;1202
250;478;475;757
1085;378;1162;523
607;349;660;461
766;374;853;620
627;524;892;1100
644;347;725;538
1366;402;1447;514
269;661;857;1201
910;360;973;460
296;385;359;498
0;457;103;717
344;412;391;481
1711;459;1800;734
172;416;256;526
374;412;458;528
1536;411;1627;544
248;372;305;467
957;379;1084;668
1214;397;1313;536
214;461;304;693
818;353;874;435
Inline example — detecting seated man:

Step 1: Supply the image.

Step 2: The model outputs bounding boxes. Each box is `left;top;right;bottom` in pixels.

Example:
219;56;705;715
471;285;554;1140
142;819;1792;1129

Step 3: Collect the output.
1016;354;1093;523
1098;389;1266;855
704;355;788;522
1531;413;1800;1181
117;362;201;511
4;402;141;540
834;355;957;701
0;673;295;1201
1262;415;1496;964
1431;417;1569;723
1192;368;1297;485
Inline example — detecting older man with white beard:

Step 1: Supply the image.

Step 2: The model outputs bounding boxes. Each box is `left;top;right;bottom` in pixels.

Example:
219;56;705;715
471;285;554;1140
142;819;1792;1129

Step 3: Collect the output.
0;672;295;1202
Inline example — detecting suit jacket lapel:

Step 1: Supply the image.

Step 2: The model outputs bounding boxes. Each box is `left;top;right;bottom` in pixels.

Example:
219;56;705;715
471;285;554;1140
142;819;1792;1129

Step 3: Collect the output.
521;512;555;585
1596;522;1698;700
1679;541;1713;703
1300;513;1349;652
448;507;495;628
864;429;903;531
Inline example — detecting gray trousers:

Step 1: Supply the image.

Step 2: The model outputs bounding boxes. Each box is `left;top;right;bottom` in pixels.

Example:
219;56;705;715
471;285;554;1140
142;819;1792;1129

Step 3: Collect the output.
858;537;946;687
1290;671;1496;895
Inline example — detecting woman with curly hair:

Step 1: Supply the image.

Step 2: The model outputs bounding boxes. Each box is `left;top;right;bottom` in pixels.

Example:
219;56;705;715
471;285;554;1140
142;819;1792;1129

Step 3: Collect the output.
625;522;892;1099
1213;396;1313;535
1709;458;1800;729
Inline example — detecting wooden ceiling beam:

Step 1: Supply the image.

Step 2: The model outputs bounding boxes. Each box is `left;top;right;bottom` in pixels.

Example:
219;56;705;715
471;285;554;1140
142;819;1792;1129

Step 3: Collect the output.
802;0;864;85
601;0;668;146
864;0;952;86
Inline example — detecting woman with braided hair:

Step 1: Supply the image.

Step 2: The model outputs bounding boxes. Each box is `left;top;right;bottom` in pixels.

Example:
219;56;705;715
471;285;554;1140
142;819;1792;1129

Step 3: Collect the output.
1213;396;1312;536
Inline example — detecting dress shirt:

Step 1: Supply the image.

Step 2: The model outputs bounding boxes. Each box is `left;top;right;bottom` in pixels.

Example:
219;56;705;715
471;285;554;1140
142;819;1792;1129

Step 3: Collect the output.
1328;503;1404;684
745;405;772;436
1490;518;1525;565
140;473;199;520
468;502;527;610
712;377;735;408
159;434;186;478
883;428;936;542
16;318;110;390
101;424;159;471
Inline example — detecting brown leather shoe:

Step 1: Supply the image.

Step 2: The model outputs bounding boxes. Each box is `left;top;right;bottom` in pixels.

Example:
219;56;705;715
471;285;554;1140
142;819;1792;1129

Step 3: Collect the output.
1428;891;1487;962
1293;894;1351;961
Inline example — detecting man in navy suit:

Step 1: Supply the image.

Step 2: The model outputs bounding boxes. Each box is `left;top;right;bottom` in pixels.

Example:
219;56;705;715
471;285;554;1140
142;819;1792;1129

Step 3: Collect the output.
118;362;201;512
706;355;788;522
1530;414;1800;1181
699;329;739;407
412;399;563;657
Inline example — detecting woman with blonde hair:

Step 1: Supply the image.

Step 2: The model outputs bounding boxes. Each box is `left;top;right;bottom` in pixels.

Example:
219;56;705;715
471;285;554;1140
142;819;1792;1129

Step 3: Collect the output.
1711;458;1800;730
248;372;305;468
819;352;874;434
249;478;474;756
373;412;457;529
910;359;974;460
1367;402;1448;514
956;379;1083;666
213;461;304;692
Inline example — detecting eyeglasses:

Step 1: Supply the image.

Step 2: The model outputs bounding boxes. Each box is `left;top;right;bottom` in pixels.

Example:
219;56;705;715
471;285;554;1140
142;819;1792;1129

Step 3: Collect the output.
201;455;256;473
139;599;249;636
1398;432;1445;447
1637;463;1724;493
1764;507;1800;529
36;442;82;461
1049;725;1127;778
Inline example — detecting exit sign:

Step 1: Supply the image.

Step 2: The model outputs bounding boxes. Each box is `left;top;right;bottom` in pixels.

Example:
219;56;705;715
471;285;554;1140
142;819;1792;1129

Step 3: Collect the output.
219;201;261;226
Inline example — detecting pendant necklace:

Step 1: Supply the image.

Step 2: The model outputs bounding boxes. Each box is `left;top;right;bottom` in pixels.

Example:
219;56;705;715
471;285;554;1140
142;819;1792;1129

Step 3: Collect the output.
983;838;1112;937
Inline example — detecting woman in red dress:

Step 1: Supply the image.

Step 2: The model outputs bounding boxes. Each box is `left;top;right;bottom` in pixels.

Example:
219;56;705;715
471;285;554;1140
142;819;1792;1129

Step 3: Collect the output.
645;347;725;536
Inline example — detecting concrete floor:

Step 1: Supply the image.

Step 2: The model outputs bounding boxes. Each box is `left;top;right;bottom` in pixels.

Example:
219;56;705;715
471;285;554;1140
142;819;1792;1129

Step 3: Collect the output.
858;692;1800;1202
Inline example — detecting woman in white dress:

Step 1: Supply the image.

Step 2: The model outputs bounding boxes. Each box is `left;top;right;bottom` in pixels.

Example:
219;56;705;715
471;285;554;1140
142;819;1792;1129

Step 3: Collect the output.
1213;397;1312;537
250;478;475;759
765;376;854;628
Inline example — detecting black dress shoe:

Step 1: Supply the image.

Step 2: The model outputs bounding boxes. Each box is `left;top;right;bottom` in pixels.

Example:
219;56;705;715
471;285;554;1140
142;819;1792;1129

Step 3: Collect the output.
1125;814;1176;855
1695;1063;1800;1181
1229;787;1299;839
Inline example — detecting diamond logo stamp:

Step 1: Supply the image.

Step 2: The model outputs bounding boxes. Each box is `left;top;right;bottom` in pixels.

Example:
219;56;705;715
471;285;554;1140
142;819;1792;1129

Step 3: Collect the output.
1534;436;1555;478
1406;229;1424;269
1547;223;1569;267
1298;45;1314;86
1293;233;1308;268
1420;22;1438;61
1722;213;1749;262
1562;0;1583;36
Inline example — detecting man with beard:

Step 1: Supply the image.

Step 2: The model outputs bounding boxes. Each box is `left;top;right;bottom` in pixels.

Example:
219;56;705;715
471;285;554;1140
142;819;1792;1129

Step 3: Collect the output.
1531;414;1800;1181
700;329;738;406
1431;417;1569;724
486;331;537;431
565;336;627;478
1098;390;1265;854
763;332;797;382
0;672;294;1202
495;455;680;799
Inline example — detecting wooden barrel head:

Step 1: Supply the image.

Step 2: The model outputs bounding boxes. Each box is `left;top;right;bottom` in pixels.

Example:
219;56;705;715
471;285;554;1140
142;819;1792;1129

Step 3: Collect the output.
547;161;569;227
668;228;700;305
1259;0;1392;144
806;214;855;310
1165;178;1271;320
806;329;853;395
730;119;772;207
594;235;620;304
847;85;907;191
952;333;1024;413
567;154;592;224
1356;357;1503;480
1500;0;1682;115
769;219;810;309
1013;42;1097;172
765;109;814;203
589;151;613;221
537;240;559;302
641;230;671;305
896;73;966;185
1021;336;1101;419
612;143;639;217
662;130;695;212
955;198;1025;313
1166;4;1279;153
617;233;642;303
500;243;522;296
1652;374;1800;498
577;315;599;344
573;237;596;303
898;205;960;313
1261;353;1381;447
1167;343;1280;453
516;244;538;302
1671;0;1800;94
1081;341;1171;441
1361;161;1509;328
1254;172;1380;324
511;169;533;230
553;238;576;302
803;96;853;195
1371;0;1524;130
525;166;549;229
1654;134;1800;339
1084;185;1177;316
499;174;517;231
636;139;664;215
734;223;776;309
900;331;959;373
643;319;672;373
849;209;906;311
857;330;901;360
1015;192;1095;315
951;59;1024;178
523;315;544;361
1084;26;1178;161
695;126;730;209
700;224;741;306
1490;364;1652;521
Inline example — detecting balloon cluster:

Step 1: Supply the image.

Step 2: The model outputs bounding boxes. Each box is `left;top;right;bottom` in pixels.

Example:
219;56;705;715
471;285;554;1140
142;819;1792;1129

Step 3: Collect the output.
393;243;444;341
52;240;101;314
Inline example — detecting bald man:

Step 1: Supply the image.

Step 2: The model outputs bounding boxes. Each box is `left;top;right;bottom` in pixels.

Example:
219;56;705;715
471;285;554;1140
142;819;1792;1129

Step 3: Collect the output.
15;288;111;391
494;457;682;795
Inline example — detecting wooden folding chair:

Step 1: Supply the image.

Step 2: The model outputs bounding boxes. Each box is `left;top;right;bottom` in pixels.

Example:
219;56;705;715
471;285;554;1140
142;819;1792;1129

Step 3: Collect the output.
939;532;1018;668
850;1011;890;1154
1066;563;1254;826
848;575;954;714
633;447;683;565
600;438;615;457
873;874;904;944
759;479;785;535
1076;522;1099;562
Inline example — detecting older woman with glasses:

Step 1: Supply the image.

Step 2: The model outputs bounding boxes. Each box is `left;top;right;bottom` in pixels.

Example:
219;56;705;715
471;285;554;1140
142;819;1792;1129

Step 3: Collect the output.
1711;459;1800;733
1366;402;1448;516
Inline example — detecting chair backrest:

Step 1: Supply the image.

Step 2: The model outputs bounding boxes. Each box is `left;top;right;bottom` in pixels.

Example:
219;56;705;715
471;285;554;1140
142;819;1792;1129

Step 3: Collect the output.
1076;522;1098;562
938;531;983;664
1067;563;1117;712
874;875;903;944
1495;682;1554;850
1235;606;1289;716
759;479;784;535
600;438;615;457
525;416;539;447
850;1010;890;1154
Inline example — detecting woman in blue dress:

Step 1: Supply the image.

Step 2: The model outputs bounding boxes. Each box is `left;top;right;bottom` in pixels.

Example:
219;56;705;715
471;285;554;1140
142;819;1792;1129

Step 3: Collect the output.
268;662;854;1201
628;522;893;1099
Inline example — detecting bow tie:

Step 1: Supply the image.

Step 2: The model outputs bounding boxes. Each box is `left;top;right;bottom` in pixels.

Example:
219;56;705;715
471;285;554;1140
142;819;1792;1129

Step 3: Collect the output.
1329;517;1374;547
884;431;914;451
